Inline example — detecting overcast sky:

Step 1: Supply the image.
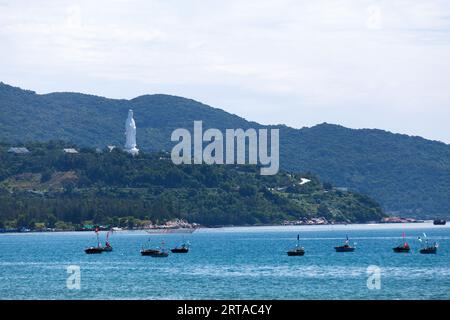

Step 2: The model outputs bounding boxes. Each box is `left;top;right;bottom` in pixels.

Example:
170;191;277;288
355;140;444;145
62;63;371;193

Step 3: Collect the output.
1;0;450;143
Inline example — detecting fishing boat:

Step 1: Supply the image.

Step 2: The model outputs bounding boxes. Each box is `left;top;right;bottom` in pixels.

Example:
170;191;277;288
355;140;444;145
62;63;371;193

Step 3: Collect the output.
433;219;446;225
171;241;190;253
334;236;356;252
287;234;305;256
393;232;410;253
85;228;103;254
141;238;158;255
418;233;438;254
141;240;169;257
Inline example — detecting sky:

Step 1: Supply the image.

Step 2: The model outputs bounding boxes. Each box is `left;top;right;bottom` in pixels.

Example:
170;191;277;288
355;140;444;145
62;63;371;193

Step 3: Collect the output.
1;0;450;143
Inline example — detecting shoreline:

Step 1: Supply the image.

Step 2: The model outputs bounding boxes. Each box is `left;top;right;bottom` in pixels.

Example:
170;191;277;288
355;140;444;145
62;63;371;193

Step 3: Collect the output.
0;220;446;235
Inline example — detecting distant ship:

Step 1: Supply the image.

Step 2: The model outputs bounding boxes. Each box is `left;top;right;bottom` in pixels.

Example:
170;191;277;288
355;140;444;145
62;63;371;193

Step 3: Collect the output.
393;232;410;253
287;234;305;256
334;236;356;252
433;219;446;225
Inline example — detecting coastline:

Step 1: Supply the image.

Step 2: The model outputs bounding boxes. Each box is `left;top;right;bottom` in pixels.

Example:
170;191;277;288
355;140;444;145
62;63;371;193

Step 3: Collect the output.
0;220;447;235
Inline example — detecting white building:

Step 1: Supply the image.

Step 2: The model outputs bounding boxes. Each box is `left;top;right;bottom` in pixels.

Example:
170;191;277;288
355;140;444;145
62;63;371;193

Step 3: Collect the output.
8;147;30;154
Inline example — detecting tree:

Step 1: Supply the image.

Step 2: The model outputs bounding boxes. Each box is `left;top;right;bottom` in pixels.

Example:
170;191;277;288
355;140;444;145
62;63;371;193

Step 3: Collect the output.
317;204;333;220
239;185;257;197
16;214;30;228
46;214;57;228
323;182;333;191
40;170;52;183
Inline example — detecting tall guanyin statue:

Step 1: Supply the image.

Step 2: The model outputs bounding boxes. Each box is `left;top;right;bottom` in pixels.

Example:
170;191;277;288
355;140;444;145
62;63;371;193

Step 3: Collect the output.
124;109;139;155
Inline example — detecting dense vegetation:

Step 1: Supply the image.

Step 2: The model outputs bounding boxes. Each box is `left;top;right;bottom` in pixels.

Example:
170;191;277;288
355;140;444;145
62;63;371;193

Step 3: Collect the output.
0;141;385;229
1;82;449;217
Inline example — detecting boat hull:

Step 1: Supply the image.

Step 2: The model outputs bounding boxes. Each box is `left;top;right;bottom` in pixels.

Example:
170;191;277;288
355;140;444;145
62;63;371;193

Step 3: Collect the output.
393;247;410;253
171;248;189;253
141;249;160;256
334;246;355;252
85;247;103;254
150;252;169;258
420;248;437;254
287;250;305;256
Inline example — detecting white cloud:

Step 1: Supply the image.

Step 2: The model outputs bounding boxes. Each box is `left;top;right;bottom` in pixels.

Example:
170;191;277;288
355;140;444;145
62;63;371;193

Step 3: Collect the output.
1;0;450;142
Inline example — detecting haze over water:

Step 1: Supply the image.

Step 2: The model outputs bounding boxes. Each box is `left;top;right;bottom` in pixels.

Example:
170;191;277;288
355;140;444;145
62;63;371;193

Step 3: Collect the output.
0;223;449;299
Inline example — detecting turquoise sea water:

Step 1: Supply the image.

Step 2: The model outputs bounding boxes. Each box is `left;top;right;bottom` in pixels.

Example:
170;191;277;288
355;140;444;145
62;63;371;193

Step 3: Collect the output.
0;223;449;300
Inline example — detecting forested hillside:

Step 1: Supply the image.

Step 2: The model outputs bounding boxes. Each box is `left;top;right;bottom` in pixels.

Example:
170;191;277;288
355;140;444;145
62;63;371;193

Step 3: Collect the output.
1;82;449;217
0;141;385;229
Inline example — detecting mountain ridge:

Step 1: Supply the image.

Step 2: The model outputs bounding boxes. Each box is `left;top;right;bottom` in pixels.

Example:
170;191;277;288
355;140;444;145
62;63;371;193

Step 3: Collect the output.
2;81;448;145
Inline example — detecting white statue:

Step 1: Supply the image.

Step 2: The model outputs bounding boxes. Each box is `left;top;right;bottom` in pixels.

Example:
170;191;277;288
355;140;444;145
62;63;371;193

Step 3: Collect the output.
124;109;139;155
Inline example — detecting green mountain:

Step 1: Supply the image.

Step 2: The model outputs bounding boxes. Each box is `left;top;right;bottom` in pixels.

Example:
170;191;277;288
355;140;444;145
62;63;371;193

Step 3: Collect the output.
0;141;384;229
1;82;449;218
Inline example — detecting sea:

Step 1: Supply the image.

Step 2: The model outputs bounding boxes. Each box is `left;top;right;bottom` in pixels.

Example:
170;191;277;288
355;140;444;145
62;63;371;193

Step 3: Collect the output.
0;222;449;300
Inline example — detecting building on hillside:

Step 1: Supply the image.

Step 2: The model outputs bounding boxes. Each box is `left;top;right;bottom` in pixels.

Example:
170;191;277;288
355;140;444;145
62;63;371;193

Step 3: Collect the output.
8;147;30;154
63;148;79;154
